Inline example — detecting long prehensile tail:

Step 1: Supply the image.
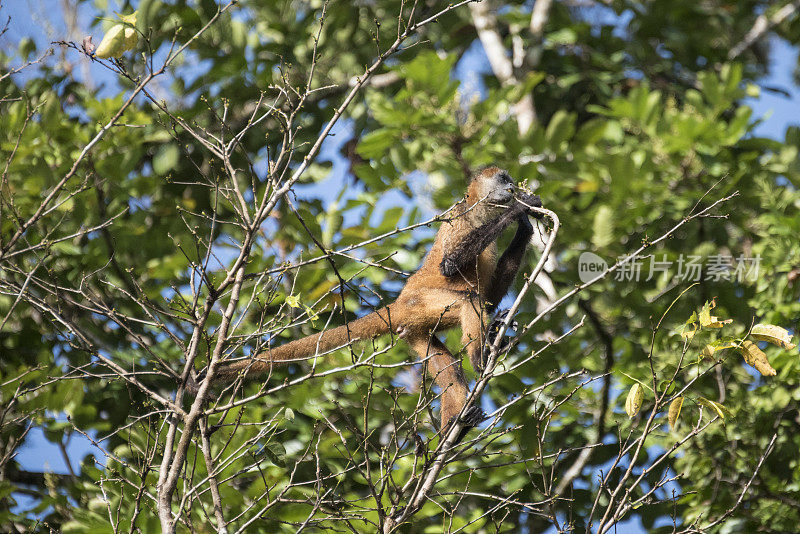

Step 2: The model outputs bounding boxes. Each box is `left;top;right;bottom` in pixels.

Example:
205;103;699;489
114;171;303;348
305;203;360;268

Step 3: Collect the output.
210;306;397;384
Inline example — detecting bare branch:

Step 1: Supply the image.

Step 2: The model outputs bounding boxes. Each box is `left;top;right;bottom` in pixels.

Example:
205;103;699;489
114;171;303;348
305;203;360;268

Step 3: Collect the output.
729;0;800;59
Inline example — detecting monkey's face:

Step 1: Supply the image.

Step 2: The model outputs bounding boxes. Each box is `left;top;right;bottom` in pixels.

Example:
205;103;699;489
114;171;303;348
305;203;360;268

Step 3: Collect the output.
481;168;516;205
466;167;517;214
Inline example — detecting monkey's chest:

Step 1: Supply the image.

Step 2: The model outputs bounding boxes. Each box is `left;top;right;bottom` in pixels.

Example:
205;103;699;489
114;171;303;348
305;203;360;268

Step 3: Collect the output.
475;248;498;293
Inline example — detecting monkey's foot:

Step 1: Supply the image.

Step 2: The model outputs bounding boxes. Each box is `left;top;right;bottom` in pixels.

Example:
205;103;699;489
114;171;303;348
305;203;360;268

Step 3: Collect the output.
488;310;519;340
184;368;209;396
478;311;519;372
443;405;486;445
185;375;202;396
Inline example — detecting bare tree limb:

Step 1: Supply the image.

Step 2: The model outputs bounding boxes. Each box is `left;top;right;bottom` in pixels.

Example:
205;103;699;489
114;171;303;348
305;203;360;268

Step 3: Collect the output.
729;0;800;59
469;0;537;132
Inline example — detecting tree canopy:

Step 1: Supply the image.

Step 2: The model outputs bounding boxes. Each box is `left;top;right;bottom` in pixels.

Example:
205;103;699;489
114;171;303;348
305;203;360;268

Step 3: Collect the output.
2;0;800;532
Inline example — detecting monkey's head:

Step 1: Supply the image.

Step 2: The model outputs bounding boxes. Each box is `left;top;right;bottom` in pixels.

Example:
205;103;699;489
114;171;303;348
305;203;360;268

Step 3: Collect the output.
467;166;516;209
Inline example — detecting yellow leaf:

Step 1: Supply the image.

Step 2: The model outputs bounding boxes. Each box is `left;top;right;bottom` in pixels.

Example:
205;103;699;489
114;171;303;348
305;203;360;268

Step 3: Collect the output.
680;324;697;341
699;303;712;325
735;340;776;377
701;341;737;360
303;305;319;324
698;299;732;328
668;396;684;429
625;383;644;418
123;26;138;49
94;12;139;59
750;324;797;350
575;179;599;193
95;24;126;58
119;12;137;25
285;295;300;308
592;205;615;248
706;317;733;328
697;397;727;420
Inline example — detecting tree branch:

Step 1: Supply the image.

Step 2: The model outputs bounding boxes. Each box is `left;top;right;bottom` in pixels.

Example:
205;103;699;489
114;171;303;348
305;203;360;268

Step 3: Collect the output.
729;0;800;59
469;0;537;132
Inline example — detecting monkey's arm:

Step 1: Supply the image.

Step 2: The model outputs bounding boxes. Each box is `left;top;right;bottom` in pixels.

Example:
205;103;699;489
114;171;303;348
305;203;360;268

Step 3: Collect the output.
439;194;541;278
485;214;533;311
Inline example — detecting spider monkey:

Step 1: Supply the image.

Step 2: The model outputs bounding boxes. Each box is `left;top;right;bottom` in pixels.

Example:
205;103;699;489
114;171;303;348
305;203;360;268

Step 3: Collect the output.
195;167;542;439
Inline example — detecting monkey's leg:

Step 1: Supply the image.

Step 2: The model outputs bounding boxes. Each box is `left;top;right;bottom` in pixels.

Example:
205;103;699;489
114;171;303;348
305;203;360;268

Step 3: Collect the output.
406;334;484;441
459;296;489;375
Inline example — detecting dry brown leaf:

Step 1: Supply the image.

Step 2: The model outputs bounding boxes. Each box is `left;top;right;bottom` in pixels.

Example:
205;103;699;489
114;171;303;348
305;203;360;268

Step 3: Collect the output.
750;324;797;350
735;340;776;377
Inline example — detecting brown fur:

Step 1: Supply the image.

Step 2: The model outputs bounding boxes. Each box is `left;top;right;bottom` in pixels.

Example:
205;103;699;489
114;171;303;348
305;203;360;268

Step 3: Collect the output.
204;167;536;435
210;305;398;383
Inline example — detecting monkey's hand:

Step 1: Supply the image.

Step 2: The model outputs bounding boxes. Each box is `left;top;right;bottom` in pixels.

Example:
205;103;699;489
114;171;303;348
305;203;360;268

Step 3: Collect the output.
515;191;543;219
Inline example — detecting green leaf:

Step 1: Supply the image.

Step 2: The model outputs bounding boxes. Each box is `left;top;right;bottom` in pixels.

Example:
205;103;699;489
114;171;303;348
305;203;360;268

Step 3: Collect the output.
575;118;608;146
260;441;287;467
400;51;457;93
18;37;35;60
545;110;575;150
591;205;614;248
152;144;179;175
137;0;161;32
357;129;396;160
547;28;577;45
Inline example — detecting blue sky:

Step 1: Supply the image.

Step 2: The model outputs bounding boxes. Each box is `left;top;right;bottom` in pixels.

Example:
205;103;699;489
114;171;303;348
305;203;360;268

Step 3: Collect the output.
748;38;800;139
